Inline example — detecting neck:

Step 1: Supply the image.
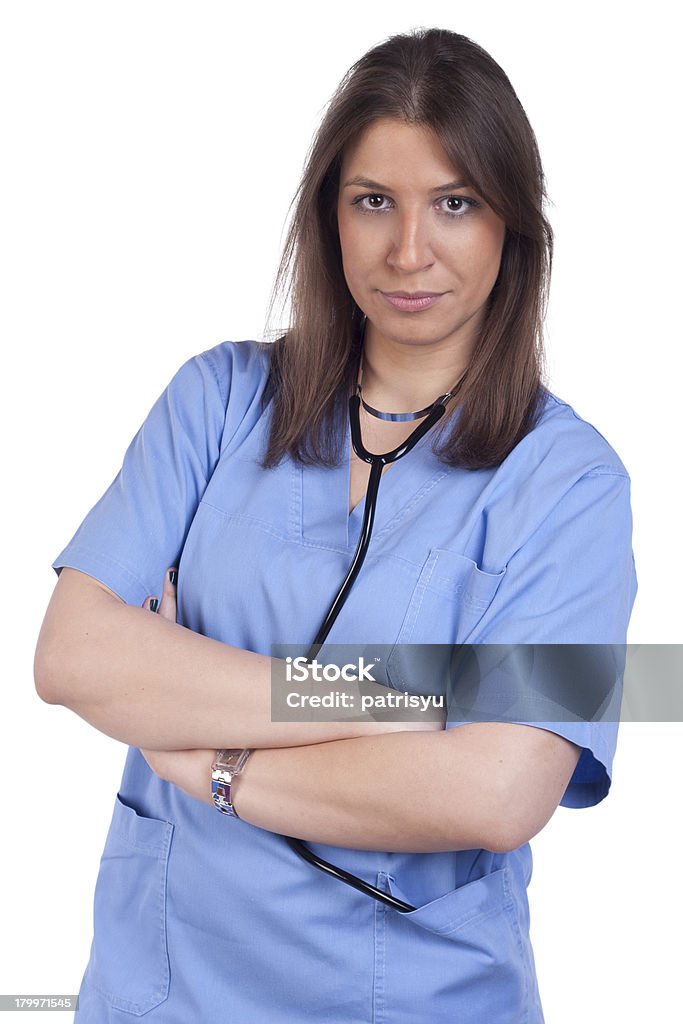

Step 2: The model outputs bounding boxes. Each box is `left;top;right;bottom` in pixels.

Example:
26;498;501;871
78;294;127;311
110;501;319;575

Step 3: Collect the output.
357;324;471;413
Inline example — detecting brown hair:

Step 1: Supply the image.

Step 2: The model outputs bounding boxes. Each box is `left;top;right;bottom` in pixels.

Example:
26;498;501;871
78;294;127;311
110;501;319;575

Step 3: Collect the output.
259;27;553;470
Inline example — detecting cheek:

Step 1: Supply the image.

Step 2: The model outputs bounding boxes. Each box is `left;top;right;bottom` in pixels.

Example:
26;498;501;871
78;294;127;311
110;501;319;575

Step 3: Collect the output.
338;217;376;283
460;224;505;291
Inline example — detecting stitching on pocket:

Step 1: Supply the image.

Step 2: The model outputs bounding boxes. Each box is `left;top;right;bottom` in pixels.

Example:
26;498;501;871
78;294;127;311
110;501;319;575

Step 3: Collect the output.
393;549;440;644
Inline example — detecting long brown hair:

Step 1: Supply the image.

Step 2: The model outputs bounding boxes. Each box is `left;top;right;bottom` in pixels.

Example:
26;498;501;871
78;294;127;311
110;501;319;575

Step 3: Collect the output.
260;27;553;470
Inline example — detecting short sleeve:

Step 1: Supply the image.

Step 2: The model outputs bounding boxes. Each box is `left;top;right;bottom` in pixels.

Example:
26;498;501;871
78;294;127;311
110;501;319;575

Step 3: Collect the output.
446;468;638;808
51;345;234;607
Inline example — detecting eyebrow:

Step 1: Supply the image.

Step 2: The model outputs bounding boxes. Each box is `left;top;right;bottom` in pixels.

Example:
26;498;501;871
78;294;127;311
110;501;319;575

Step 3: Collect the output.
342;176;470;193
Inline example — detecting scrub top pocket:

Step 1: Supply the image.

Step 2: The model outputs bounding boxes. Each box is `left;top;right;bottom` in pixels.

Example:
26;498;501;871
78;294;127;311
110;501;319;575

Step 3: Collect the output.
376;865;528;1023
397;548;506;642
88;793;174;1015
387;550;506;692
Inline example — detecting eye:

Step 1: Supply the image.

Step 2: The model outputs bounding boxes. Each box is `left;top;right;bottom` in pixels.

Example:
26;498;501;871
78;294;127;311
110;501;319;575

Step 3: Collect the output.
351;193;393;213
438;196;479;216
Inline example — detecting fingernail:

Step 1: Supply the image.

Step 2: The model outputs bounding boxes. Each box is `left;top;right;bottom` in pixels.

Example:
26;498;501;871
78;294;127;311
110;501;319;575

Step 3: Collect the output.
169;570;177;586
149;598;159;613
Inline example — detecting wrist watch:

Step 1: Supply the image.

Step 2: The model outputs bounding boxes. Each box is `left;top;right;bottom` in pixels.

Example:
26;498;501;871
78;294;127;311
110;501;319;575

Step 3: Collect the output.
211;748;253;817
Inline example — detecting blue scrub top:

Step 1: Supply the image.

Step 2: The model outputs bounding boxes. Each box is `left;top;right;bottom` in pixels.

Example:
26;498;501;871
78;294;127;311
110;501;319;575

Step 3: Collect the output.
52;339;637;1023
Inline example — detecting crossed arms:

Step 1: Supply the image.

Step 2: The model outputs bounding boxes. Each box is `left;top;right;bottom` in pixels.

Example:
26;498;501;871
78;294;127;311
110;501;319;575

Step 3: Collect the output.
34;567;581;854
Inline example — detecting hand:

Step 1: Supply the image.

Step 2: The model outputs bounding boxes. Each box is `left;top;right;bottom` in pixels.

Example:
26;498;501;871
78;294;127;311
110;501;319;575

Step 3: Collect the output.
142;566;178;621
139;746;216;807
139;566;217;806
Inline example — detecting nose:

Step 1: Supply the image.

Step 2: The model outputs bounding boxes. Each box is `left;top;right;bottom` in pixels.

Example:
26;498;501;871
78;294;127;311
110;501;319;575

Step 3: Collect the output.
386;207;435;273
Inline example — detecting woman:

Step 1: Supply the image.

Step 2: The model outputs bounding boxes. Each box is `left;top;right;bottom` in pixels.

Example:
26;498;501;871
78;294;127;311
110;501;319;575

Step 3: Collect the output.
35;27;637;1023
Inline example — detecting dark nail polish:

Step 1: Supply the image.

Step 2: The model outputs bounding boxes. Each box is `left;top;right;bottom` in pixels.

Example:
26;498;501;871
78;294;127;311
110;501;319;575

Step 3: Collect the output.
169;570;178;586
149;598;159;613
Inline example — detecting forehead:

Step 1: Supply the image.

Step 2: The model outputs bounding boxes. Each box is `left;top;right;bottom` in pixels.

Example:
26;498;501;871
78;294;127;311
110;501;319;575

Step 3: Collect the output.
339;118;464;184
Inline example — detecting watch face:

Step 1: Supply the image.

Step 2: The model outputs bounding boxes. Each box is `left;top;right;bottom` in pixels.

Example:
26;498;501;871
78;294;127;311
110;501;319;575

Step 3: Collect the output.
214;749;251;773
232;749;252;773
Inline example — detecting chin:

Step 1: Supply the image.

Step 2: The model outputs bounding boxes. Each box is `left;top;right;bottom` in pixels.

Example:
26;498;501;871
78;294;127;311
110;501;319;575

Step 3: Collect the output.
375;314;451;341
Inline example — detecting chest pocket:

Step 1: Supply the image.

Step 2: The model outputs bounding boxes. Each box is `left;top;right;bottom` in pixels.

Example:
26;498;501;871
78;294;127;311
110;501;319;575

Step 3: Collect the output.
387;548;505;693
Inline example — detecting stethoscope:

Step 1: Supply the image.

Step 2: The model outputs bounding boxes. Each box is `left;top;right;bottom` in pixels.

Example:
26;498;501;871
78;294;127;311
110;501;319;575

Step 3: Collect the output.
282;344;465;913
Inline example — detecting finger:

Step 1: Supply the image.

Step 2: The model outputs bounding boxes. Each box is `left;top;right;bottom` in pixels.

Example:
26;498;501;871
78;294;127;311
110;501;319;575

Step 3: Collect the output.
156;566;178;622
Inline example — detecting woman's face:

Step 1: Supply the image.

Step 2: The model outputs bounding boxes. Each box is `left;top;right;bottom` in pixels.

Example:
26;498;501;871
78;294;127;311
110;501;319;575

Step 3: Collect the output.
336;118;506;361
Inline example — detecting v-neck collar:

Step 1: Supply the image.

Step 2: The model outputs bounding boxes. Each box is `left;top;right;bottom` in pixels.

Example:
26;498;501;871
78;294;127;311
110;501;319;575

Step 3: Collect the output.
297;415;450;551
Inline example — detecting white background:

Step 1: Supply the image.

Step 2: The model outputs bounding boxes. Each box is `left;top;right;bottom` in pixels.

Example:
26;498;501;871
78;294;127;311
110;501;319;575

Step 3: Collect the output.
1;1;680;1021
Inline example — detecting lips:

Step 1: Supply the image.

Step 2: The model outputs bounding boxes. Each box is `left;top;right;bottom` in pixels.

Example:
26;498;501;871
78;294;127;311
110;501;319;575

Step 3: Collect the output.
380;291;444;312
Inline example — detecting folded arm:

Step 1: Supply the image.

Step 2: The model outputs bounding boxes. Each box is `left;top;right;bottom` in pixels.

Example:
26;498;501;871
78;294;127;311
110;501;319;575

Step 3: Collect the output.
143;723;582;854
34;568;441;750
35;567;581;852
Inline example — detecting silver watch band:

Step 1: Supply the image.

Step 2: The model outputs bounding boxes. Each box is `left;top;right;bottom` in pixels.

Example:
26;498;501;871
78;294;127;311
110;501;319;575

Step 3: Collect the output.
211;748;253;818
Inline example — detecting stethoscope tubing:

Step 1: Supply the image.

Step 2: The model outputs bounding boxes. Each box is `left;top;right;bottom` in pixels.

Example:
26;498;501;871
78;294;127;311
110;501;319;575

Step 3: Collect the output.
282;392;449;913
